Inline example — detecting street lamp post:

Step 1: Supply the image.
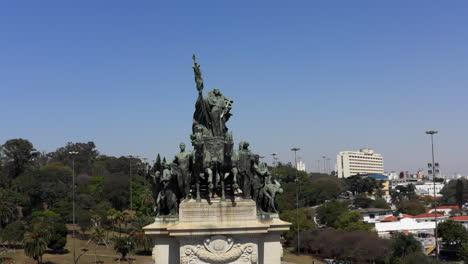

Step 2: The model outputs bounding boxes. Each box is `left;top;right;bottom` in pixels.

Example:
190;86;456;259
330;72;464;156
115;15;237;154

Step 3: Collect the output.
291;147;300;254
128;155;139;211
270;153;278;168
426;130;439;259
68;151;78;264
322;156;326;174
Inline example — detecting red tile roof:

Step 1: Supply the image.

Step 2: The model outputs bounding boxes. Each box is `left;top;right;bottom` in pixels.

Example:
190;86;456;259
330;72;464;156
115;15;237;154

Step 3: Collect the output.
436;206;460;210
449;216;468;221
413;213;445;218
402;214;414;218
381;216;398;222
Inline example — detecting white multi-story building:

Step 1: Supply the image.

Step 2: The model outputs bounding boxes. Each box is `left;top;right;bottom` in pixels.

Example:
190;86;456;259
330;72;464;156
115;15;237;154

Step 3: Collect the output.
336;149;384;178
414;182;445;197
296;160;306;172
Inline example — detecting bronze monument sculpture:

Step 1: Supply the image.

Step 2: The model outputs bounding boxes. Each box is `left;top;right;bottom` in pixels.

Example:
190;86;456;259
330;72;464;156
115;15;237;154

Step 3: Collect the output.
144;56;290;264
150;55;283;214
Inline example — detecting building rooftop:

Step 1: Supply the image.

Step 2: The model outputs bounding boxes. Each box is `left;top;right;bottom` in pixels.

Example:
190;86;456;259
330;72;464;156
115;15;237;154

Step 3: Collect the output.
357;208;393;214
381;216;398;222
435;206;460;210
449;216;468;221
366;174;388;180
413;213;445;219
401;214;415;218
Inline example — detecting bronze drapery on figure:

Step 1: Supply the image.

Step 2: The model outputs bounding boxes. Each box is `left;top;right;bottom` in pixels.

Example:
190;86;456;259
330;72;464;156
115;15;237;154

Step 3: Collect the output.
192;55;233;137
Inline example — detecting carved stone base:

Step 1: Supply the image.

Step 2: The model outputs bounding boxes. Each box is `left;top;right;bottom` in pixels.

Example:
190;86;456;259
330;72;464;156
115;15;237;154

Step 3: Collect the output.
144;199;290;264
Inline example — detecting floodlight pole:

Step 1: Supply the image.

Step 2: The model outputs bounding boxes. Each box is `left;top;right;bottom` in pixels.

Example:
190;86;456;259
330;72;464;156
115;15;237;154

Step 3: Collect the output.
426;130;438;259
68;151;78;264
291;147;300;254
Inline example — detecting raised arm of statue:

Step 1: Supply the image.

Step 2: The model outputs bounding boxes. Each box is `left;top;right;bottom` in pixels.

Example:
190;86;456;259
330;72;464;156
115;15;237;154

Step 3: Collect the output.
192;54;204;94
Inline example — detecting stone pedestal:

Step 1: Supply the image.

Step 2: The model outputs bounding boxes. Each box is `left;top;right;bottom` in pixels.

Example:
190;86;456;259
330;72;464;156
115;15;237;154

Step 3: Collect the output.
144;198;290;264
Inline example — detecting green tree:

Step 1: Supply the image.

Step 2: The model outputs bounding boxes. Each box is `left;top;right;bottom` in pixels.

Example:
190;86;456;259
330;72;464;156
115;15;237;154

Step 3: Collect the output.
89;227;108;264
129;217;153;254
390;233;422;261
0;220;25;244
114;237;134;260
391;184;417;205
455;179;464;209
77;209;93;238
370;198;391;209
23;231;48;264
279;208;315;242
48;141;98;175
353;193;373;208
437;220;468;256
397;200;426;216
462;243;468;264
345;175;381;196
1;138;38;180
30;210;67;251
335;211;374;232
154;154;162;174
13;162;72;210
441;178;468;205
316;200;349;228
0;200;17;228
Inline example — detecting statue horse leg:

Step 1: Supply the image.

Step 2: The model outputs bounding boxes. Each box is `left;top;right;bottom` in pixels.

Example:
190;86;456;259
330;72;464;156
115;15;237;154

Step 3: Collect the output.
196;172;202;202
220;171;226;201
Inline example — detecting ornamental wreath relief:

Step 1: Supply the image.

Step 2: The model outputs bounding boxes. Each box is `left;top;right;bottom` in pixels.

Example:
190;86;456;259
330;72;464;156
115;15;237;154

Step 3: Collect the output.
181;236;258;264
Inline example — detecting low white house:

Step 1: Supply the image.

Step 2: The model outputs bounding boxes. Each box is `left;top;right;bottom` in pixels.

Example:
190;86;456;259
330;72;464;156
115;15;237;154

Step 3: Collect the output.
357;208;393;224
375;217;435;237
449;216;468;229
427;205;460;215
413;213;448;223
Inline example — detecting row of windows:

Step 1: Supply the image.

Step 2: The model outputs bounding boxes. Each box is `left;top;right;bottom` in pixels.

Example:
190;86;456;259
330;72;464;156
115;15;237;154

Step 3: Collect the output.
348;159;384;164
349;164;384;169
347;155;382;160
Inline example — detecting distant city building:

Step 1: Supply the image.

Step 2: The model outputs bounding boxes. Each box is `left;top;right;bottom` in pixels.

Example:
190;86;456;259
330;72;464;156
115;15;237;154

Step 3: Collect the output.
386;172;399;180
414;182;445;197
336;149;384;178
296;160;306;172
367;174;390;197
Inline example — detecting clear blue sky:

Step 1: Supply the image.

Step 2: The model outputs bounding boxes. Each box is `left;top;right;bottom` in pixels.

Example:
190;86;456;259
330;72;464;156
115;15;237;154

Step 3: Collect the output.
1;1;467;175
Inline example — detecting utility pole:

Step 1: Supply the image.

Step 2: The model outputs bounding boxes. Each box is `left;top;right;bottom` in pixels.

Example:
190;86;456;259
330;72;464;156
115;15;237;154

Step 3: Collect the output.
271;152;278;167
426;130;439;259
291;147;300;254
322;156;326;174
128;155;139;211
68;151;78;264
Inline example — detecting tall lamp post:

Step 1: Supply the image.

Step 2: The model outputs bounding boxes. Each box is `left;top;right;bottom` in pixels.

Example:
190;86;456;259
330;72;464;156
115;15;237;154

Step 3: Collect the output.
270;153;278;168
68;151;78;264
291;147;300;253
322;156;326;174
426;130;439;259
128;155;139;211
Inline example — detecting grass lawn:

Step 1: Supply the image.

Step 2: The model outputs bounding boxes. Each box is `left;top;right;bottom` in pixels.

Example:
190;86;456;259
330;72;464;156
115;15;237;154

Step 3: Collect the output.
282;247;324;264
2;232;153;264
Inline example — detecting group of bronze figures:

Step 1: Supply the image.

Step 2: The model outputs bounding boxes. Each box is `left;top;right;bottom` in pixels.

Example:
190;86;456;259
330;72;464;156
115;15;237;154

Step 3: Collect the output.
150;56;283;216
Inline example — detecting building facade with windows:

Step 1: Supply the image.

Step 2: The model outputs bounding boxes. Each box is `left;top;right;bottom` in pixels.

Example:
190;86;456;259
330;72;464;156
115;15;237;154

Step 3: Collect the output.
336;149;384;178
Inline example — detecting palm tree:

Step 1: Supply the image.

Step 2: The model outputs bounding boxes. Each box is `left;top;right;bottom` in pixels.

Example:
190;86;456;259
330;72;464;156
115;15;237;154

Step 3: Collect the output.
139;186;154;215
88;227;108;264
0;201;17;228
106;209;124;239
114;237;134;261
23;232;47;264
129;218;153;254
